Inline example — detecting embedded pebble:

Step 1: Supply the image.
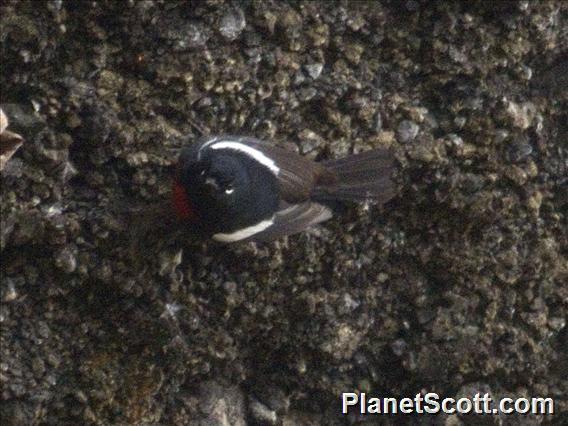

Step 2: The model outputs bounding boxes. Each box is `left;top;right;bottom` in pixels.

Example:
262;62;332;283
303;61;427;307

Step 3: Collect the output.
396;120;419;143
219;8;246;41
304;63;323;80
249;398;278;425
1;278;18;302
55;247;77;273
507;137;533;162
506;100;536;129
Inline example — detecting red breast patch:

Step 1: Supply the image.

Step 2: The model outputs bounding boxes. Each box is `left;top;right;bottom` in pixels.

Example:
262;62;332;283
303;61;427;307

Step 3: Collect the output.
172;181;197;221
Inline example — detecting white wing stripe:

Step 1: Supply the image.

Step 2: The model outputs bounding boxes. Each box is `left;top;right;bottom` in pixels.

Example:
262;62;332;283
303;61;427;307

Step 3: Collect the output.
209;141;280;174
212;218;274;242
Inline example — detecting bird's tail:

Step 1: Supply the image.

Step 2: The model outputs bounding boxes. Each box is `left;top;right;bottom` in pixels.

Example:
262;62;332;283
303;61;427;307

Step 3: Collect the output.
313;148;396;204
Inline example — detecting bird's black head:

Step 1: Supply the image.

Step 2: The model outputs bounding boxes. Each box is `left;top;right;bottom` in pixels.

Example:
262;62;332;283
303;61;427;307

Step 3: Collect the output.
174;144;280;234
182;151;249;206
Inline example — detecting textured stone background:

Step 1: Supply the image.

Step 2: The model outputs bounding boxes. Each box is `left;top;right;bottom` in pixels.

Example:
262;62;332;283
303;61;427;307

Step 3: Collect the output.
1;1;566;424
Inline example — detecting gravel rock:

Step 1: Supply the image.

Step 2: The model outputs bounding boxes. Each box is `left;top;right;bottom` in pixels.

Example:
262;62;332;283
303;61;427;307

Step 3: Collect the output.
1;1;566;424
304;63;324;80
195;381;246;426
396;119;419;143
249;397;278;425
219;8;246;41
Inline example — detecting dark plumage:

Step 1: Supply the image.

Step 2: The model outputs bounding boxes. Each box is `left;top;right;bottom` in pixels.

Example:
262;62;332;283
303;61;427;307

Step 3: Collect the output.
173;136;396;242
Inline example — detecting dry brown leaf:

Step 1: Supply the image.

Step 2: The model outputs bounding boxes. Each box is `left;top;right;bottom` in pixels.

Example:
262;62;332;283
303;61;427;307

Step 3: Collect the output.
0;108;8;133
0;108;25;171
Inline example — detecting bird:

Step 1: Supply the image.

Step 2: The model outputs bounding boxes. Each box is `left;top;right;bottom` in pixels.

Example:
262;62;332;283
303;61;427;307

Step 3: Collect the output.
172;135;396;243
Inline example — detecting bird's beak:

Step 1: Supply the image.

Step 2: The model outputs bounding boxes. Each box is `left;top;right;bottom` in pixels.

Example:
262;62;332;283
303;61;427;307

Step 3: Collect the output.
205;177;219;191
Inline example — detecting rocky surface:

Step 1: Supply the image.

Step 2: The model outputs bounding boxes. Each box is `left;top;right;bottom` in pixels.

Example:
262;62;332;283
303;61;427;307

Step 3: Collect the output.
1;1;566;424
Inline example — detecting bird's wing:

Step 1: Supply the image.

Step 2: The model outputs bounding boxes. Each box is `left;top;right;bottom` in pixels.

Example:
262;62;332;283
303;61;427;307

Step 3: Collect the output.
251;201;333;242
210;136;336;204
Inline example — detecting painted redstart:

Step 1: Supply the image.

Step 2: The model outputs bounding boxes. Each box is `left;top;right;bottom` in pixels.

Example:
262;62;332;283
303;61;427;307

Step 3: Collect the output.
172;136;395;243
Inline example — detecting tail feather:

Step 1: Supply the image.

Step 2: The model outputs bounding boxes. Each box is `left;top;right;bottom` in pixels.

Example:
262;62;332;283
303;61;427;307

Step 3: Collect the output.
314;148;396;204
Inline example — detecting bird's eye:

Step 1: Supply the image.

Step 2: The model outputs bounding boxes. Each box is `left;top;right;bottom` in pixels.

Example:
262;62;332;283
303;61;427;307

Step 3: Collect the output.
224;184;234;195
